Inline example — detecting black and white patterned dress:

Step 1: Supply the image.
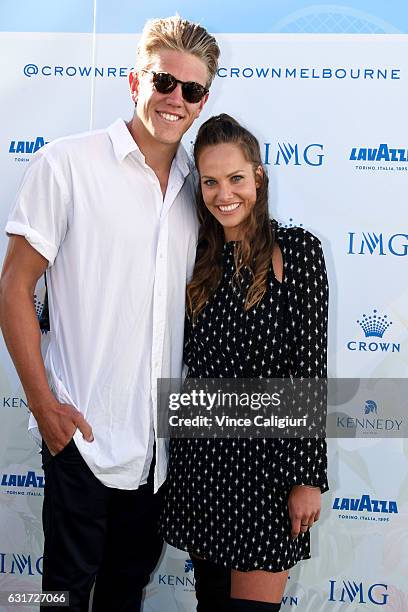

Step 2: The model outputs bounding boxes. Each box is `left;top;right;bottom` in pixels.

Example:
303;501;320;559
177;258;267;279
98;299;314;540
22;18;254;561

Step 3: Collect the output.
161;225;329;572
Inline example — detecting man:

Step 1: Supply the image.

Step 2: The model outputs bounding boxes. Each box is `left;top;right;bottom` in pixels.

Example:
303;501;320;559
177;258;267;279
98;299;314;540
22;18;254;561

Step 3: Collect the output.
0;16;219;611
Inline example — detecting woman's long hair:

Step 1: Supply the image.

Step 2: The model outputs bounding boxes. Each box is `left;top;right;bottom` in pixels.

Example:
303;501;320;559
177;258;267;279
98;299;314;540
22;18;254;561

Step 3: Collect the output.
187;114;275;321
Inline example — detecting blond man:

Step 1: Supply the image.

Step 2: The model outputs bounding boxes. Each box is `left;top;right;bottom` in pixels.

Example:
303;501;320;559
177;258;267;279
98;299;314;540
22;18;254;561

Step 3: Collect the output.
0;16;219;611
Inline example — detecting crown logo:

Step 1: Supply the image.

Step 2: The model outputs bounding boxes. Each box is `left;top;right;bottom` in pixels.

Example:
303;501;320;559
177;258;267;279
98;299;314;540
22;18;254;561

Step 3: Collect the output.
357;309;392;338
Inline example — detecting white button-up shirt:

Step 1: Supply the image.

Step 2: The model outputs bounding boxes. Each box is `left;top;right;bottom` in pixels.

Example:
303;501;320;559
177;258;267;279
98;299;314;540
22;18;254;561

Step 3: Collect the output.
6;119;198;492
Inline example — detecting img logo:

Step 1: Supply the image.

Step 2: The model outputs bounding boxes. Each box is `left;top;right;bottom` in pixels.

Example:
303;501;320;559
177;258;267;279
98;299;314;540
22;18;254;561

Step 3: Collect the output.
346;309;400;353
264;142;324;167
0;552;43;575
8;136;48;162
347;232;408;256
329;580;389;605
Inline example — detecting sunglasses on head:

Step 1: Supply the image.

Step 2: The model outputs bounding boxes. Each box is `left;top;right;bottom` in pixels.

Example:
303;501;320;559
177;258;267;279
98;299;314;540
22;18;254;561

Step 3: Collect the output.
140;69;208;104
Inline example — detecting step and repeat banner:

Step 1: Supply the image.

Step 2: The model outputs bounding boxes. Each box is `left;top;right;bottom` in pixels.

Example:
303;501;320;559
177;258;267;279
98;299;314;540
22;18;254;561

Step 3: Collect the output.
0;2;407;610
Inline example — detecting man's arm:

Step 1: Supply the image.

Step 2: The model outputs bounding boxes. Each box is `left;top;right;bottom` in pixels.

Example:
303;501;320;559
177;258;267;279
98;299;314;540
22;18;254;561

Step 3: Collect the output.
0;235;93;454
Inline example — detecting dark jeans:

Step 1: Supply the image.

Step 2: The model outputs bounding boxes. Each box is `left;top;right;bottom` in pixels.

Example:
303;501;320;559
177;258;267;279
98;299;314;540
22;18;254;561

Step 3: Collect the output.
41;439;163;612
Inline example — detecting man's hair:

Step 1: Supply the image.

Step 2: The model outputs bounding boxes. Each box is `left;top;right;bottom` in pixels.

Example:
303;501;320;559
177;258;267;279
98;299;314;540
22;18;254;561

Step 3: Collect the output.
136;15;220;88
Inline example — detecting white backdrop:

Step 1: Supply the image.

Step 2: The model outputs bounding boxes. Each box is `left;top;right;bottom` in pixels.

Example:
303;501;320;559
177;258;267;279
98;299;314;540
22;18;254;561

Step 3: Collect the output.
1;25;408;612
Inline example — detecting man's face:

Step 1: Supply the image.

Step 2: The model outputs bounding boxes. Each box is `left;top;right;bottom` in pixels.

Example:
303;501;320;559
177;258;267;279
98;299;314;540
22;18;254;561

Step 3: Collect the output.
129;48;209;146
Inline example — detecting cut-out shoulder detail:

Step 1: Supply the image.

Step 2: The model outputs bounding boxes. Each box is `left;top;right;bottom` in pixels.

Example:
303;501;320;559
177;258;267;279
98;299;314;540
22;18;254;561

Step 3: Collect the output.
272;242;283;283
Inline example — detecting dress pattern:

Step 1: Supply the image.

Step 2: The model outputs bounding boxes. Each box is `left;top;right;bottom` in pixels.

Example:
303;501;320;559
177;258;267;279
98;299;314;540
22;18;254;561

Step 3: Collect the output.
161;225;329;572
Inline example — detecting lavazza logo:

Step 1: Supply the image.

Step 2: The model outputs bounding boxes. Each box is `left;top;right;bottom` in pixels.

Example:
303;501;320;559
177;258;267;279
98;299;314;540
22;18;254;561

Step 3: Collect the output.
329;580;389;605
349;143;408;173
333;487;398;525
346;309;400;354
336;399;403;438
8;136;48;162
0;470;45;496
263;142;324;167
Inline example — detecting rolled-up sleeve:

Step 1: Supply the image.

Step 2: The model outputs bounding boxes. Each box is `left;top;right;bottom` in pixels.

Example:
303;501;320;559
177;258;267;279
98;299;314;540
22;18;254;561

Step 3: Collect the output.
6;150;71;266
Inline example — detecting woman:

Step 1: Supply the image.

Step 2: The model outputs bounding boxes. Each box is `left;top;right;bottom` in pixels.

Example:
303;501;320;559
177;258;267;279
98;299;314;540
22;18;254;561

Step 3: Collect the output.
161;114;329;612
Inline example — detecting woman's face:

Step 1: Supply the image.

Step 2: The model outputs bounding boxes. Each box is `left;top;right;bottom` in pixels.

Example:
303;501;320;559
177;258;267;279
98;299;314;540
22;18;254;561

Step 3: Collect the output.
197;142;262;242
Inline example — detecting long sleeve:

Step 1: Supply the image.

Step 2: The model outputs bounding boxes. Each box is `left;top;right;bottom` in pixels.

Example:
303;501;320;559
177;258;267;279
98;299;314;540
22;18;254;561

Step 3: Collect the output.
277;228;329;492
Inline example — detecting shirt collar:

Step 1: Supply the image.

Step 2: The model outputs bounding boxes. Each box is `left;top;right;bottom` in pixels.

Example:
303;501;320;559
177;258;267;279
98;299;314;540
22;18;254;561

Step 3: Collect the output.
107;118;142;162
173;141;193;179
108;118;193;178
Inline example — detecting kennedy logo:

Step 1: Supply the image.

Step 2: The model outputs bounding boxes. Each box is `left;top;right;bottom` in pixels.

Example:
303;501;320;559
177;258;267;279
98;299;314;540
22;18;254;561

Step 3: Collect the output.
0;553;43;575
336;397;403;438
158;557;195;590
364;400;377;414
264;142;324;167
1;470;45;496
329;580;389;605
2;397;28;409
9;136;48;162
347;309;401;353
347;232;408;256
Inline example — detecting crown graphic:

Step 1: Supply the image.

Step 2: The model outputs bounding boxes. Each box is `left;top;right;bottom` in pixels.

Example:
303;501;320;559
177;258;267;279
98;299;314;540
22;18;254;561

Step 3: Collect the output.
357;309;392;338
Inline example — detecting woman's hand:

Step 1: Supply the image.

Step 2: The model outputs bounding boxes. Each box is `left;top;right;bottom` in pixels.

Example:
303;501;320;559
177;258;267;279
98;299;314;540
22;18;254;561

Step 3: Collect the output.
288;485;321;540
